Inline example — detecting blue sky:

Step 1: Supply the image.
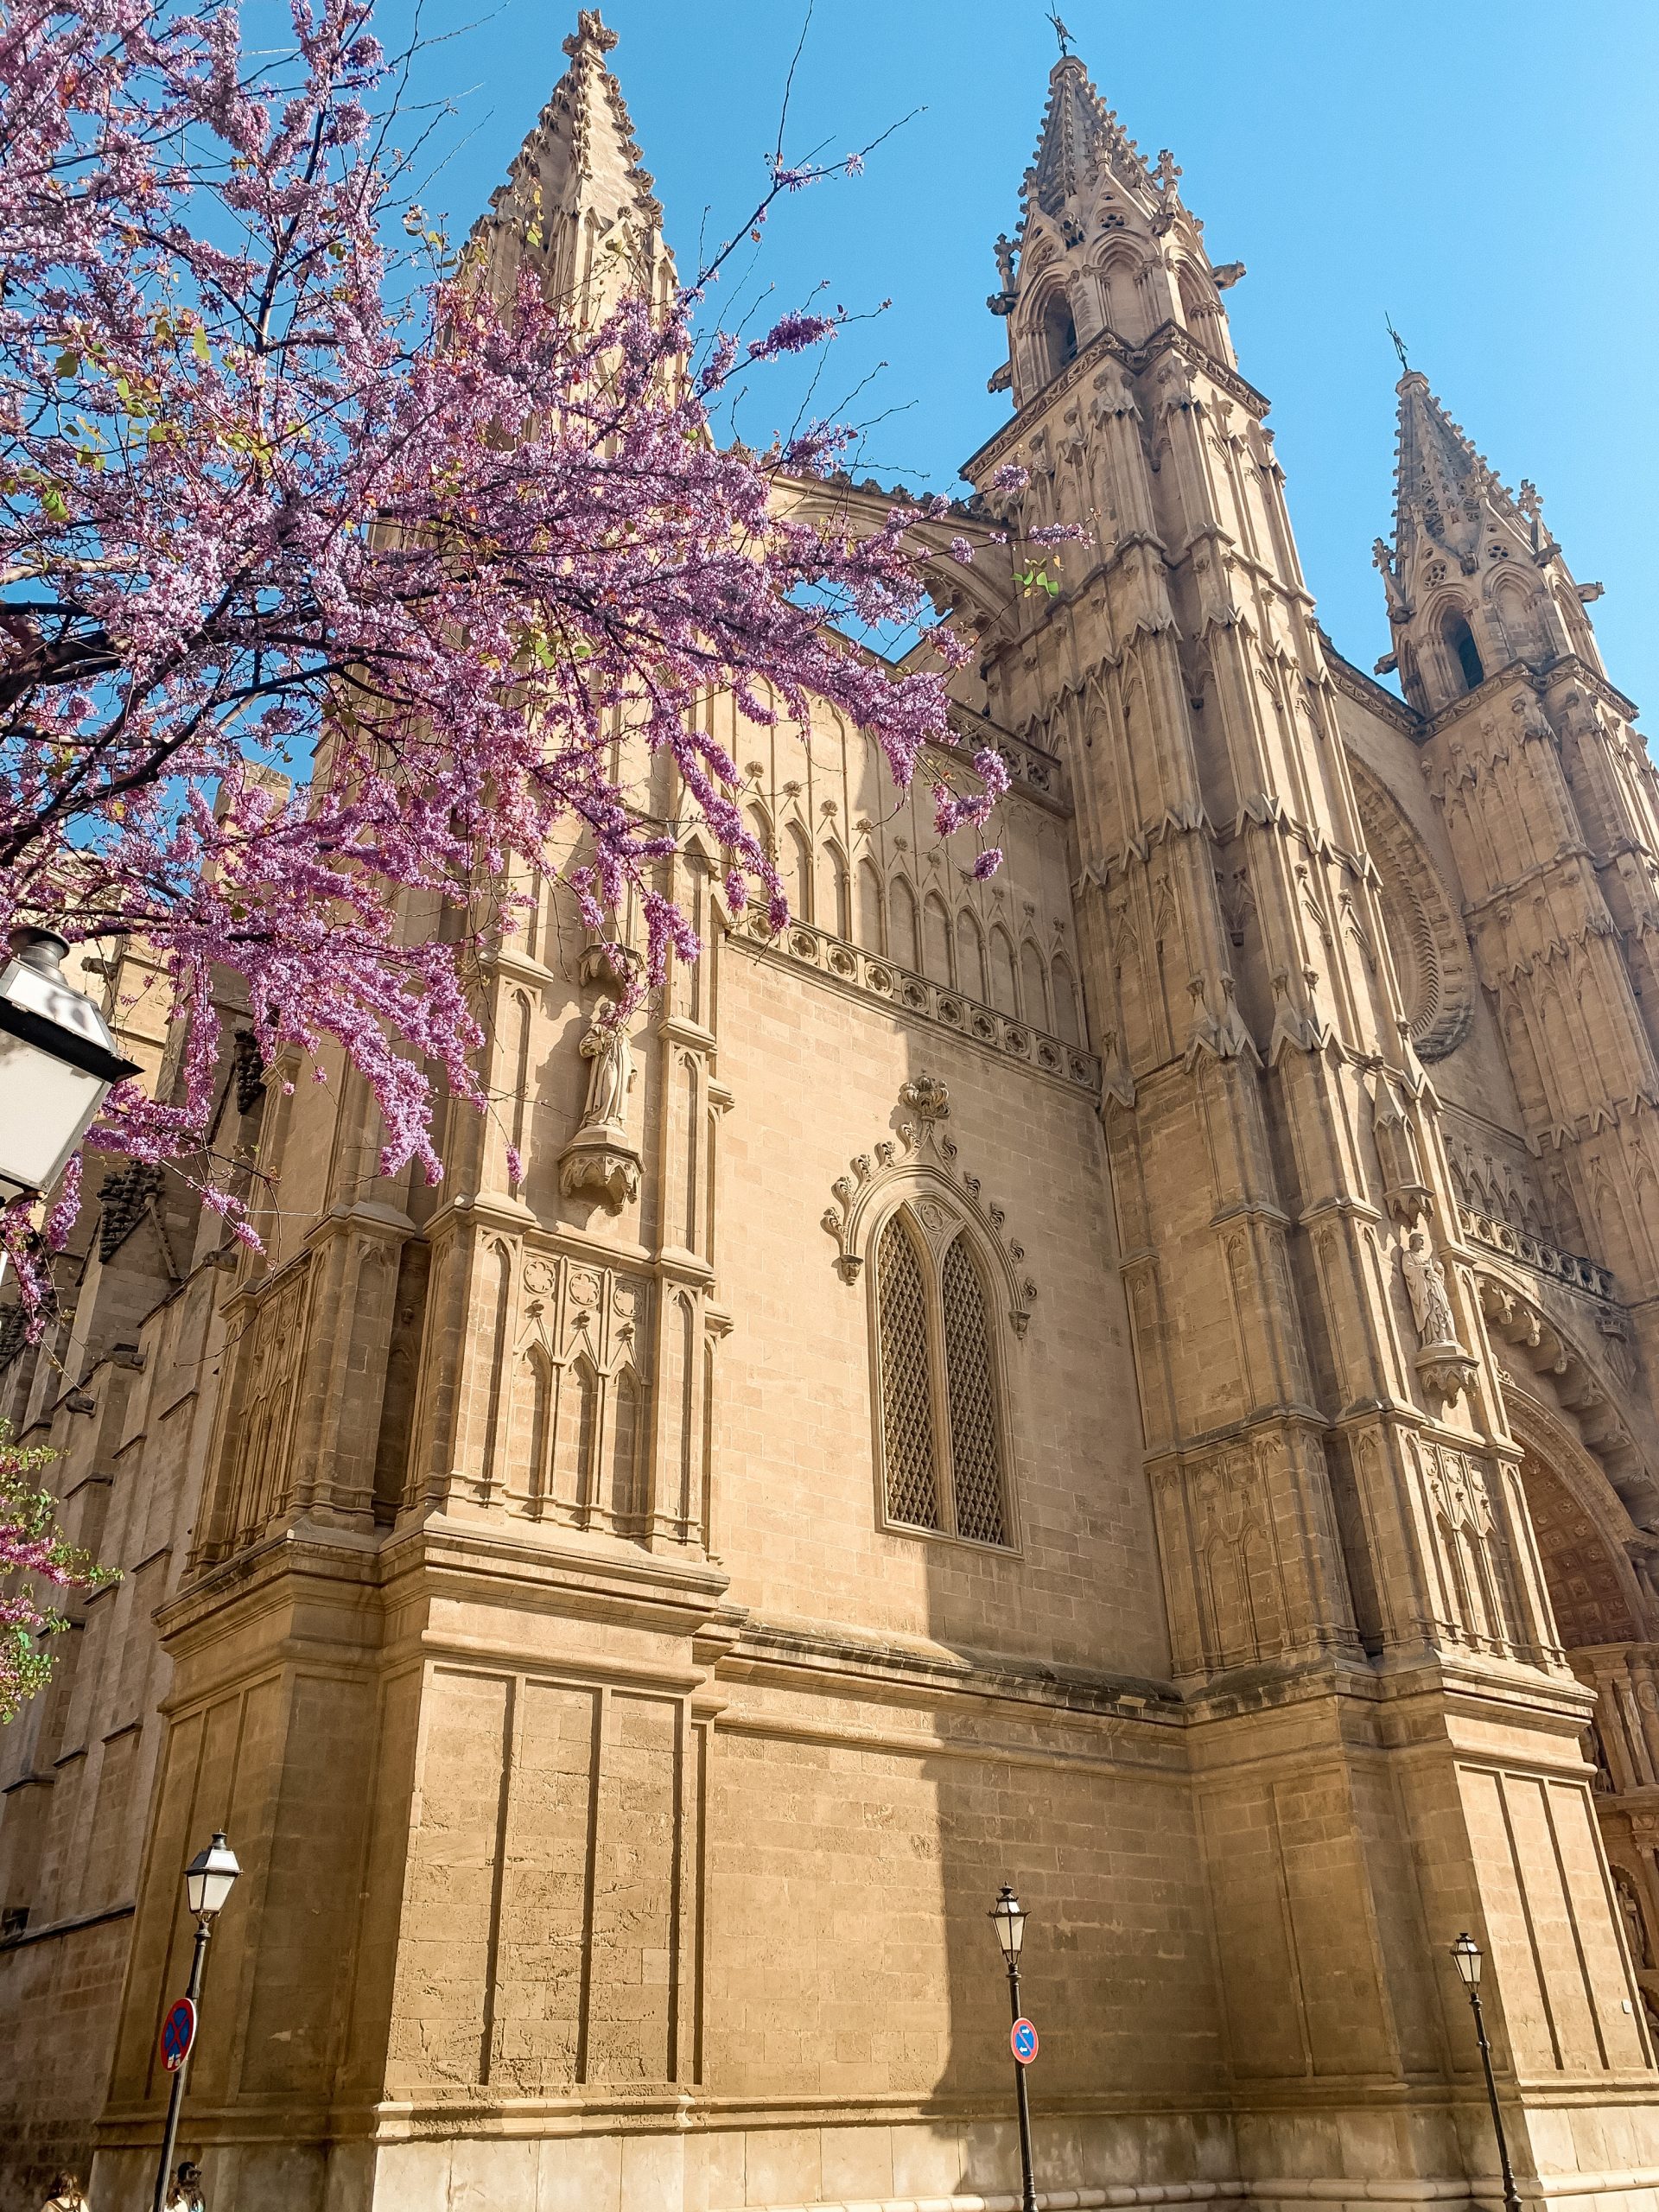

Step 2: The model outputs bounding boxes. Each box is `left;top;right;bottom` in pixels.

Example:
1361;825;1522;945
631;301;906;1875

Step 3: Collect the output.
394;0;1659;713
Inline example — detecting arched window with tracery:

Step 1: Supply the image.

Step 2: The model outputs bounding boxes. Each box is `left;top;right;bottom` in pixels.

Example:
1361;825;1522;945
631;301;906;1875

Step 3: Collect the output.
874;1208;1010;1548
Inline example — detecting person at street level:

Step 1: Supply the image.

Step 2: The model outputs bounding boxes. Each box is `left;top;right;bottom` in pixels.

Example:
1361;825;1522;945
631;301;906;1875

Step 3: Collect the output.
163;2163;205;2212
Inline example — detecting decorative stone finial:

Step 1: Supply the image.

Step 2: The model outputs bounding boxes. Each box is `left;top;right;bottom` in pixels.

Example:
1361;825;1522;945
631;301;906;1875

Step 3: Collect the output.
563;8;618;58
898;1074;950;1124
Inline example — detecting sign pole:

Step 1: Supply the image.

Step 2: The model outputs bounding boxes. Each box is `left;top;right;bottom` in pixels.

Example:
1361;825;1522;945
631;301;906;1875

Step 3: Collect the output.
1005;1953;1039;2212
151;1918;212;2212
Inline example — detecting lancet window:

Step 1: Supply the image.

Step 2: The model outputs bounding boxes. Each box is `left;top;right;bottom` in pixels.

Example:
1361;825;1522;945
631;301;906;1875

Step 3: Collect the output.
874;1208;1010;1548
1442;607;1484;694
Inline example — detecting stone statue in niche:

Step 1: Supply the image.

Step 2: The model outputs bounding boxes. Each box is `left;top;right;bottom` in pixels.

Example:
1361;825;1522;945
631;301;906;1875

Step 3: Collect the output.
1402;1230;1458;1347
578;999;632;1131
558;999;643;1212
1401;1229;1478;1406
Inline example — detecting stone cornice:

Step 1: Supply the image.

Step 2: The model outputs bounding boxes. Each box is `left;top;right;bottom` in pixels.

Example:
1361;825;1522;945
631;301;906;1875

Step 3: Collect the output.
1543;654;1642;726
1319;626;1422;739
0;1899;134;1955
162;1509;734;1657
1461;1205;1617;1304
944;700;1068;812
1418;652;1643;746
727;914;1101;1098
721;1614;1182;1727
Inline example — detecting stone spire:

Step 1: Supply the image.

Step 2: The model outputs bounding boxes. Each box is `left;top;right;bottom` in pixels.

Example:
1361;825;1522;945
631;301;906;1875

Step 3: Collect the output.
986;42;1242;410
468;9;677;322
1021;49;1145;224
1378;368;1604;713
1390;369;1516;572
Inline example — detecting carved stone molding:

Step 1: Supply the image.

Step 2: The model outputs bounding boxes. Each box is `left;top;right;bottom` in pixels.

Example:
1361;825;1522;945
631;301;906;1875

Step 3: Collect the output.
1350;758;1474;1062
1479;1273;1657;1526
1461;1205;1615;1302
820;1075;1038;1335
737;913;1100;1097
1414;1342;1481;1408
558;1128;641;1211
517;1248;651;1377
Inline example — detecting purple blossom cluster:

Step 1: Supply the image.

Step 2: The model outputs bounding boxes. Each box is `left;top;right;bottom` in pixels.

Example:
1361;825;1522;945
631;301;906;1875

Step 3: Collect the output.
0;0;1003;1332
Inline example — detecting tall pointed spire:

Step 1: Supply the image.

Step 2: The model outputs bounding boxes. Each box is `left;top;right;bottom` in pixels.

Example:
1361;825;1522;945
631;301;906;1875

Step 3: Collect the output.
987;42;1241;412
1378;368;1603;712
469;10;676;321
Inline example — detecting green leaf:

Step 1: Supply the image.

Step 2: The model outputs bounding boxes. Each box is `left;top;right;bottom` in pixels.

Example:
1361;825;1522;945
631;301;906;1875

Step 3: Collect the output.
191;327;210;363
39;486;69;521
54;351;79;379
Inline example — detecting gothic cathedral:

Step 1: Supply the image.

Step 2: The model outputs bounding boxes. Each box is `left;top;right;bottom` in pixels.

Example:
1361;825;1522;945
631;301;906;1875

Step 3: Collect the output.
7;19;1659;2212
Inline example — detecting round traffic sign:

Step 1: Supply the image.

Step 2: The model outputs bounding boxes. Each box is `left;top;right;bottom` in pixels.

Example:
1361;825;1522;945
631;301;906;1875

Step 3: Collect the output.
1011;2015;1039;2064
160;1995;197;2073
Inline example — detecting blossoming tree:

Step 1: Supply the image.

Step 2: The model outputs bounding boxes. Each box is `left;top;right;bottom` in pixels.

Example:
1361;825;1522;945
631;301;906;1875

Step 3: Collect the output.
0;0;1020;1328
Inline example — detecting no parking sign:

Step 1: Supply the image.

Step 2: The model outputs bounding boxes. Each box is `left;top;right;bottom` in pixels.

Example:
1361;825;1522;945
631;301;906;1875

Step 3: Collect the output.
160;1996;196;2073
1010;2015;1039;2064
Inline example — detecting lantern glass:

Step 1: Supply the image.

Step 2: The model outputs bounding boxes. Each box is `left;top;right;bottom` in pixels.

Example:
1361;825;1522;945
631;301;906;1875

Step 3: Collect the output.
184;1833;241;1921
1450;1932;1483;1988
0;931;139;1203
990;1885;1027;1963
0;1032;110;1202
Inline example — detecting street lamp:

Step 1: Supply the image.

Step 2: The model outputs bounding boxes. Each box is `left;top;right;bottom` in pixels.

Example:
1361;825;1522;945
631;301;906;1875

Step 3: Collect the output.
989;1884;1039;2212
0;927;138;1205
150;1833;240;2212
1449;1932;1523;2212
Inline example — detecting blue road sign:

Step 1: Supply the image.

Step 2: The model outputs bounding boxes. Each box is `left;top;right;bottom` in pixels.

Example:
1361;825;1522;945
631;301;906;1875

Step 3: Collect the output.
1011;2016;1039;2064
160;1995;197;2073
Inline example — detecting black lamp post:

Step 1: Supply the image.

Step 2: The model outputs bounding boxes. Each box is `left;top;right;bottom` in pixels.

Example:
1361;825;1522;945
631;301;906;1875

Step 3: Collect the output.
1450;1932;1523;2212
989;1884;1039;2212
150;1833;240;2212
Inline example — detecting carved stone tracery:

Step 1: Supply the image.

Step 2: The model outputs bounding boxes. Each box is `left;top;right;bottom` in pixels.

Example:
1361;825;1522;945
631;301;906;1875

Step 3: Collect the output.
821;1076;1039;1335
1350;760;1474;1062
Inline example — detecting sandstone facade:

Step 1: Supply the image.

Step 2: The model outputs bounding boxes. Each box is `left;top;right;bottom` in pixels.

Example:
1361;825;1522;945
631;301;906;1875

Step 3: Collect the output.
5;17;1659;2212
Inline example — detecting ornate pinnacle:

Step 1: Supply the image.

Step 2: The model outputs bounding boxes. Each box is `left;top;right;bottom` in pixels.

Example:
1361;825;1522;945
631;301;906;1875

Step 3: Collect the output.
563;8;618;59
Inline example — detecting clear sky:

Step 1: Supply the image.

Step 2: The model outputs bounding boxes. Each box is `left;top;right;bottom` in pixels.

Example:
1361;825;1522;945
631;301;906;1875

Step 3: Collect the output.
392;0;1659;715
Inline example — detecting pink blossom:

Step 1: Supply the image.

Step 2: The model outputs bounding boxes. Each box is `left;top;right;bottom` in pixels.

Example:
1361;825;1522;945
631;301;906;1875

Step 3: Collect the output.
0;0;1002;1335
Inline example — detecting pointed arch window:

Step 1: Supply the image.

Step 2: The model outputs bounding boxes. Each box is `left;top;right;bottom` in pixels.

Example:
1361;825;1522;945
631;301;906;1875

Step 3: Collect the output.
874;1209;1011;1548
891;877;921;971
856;858;885;953
1442;608;1484;694
785;821;813;923
1039;290;1077;383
